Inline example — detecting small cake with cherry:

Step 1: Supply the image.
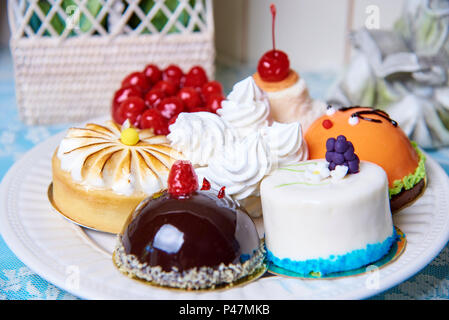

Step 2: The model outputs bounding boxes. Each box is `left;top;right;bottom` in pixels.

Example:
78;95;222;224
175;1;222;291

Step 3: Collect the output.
252;4;326;130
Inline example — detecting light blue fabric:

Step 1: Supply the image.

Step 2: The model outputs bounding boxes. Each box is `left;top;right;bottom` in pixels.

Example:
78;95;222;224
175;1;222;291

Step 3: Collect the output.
0;48;448;300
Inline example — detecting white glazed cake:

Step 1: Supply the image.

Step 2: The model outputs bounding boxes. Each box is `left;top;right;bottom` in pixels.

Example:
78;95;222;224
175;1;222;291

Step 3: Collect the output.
260;160;396;275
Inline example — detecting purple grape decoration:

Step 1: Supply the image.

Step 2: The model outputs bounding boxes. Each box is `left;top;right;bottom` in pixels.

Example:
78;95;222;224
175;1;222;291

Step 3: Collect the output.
325;135;359;174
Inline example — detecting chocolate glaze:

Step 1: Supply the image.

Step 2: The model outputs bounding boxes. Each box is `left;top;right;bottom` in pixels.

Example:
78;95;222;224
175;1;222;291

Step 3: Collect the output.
121;190;260;272
390;178;426;212
339;106;398;127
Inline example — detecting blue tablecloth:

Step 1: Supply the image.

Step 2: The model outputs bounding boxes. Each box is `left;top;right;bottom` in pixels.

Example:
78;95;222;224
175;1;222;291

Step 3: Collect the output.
0;48;448;300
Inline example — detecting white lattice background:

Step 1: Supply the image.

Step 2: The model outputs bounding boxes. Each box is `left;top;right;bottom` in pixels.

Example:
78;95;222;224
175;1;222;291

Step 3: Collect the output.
8;0;215;125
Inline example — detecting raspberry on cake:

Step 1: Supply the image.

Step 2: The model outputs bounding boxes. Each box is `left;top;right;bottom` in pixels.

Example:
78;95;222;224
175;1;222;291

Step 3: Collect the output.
113;160;265;290
51;120;183;234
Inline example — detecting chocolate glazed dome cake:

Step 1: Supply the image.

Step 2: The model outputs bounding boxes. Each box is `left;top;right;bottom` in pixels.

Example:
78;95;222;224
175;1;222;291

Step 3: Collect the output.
113;160;265;290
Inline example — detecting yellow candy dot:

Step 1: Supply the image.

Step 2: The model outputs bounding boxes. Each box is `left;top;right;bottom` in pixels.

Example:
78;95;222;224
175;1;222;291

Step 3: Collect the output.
121;128;140;146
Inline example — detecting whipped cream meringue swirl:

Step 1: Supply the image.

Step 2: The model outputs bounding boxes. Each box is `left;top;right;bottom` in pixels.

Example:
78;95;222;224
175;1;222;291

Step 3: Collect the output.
218;76;271;137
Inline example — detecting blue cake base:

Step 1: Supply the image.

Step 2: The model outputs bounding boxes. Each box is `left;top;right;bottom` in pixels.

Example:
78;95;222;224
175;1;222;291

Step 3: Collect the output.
266;228;398;276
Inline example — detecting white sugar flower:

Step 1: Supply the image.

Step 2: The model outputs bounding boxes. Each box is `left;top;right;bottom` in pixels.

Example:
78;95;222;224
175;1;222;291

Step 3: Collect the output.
304;162;331;183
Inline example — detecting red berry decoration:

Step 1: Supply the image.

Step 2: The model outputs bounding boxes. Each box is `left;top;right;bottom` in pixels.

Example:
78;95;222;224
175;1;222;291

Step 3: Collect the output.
112;63;224;132
116;97;146;126
202;81;223;100
201;178;211;191
257;4;290;82
152;80;177;96
156;97;185;120
112;86;143;122
217;186;226;199
177;87;203;111
206;94;225;113
140;108;169;135
167;160;199;199
122;71;151;92
143;64;162;84
184;66;208;88
144;88;166;108
162;65;184;87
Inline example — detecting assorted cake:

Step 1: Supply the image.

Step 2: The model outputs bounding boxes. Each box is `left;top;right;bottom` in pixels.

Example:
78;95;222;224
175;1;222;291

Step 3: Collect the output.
261;137;396;276
51;120;182;233
47;4;429;290
113;160;265;290
305;106;427;212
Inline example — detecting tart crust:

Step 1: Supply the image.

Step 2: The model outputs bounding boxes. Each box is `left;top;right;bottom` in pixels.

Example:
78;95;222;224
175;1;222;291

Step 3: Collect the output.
52;151;146;234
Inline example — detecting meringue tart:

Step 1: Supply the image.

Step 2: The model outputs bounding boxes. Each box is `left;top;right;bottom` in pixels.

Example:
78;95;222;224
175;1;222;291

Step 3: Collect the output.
51;121;183;233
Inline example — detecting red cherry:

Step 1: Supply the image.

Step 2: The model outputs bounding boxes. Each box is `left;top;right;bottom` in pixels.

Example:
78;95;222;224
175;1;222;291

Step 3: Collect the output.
177;87;203;111
257;4;290;82
156;97;185;120
143;64;162;84
144;88;166;108
112;86;143;123
152;80;177;96
140;108;169;135
116;97;146;126
257;50;290;82
206;94;225;113
202;81;223;99
162;64;184;87
121;72;151;92
167;160;199;199
184;66;208;88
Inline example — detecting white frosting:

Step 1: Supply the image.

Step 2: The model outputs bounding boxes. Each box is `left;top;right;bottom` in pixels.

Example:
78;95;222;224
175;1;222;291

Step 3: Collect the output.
218;77;271;137
167;112;237;166
167;110;308;210
266;78;326;130
57;121;181;196
261;160;394;260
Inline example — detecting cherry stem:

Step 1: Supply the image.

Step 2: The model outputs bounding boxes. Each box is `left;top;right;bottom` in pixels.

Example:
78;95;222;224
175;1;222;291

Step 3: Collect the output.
270;3;276;51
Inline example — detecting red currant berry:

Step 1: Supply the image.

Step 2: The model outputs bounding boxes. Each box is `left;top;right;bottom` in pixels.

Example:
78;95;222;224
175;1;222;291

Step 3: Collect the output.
184;66;208;88
144;88;166;108
257;50;290;82
121;71;151;92
152;80;177;96
162;64;184;87
140;108;169;135
116;97;146;126
143;64;162;84
189;106;209;113
206;94;225;113
112;86;143;123
156;97;185;120
177;87;203;111
167;160;199;199
202;81;223;99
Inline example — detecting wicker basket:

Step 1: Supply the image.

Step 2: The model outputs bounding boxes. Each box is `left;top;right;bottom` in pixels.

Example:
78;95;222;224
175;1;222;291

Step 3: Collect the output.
8;0;215;125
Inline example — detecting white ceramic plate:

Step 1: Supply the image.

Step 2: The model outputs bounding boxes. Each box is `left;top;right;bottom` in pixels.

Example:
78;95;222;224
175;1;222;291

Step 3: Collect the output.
1;129;449;300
